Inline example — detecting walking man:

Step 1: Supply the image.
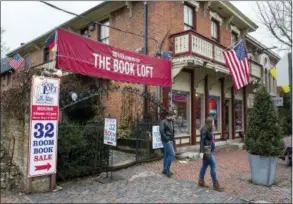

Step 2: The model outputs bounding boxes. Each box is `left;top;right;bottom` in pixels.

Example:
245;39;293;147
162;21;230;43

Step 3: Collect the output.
198;117;224;191
160;111;176;178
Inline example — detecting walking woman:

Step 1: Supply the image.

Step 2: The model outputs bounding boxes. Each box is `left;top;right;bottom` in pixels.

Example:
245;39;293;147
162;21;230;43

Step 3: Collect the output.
198;117;224;191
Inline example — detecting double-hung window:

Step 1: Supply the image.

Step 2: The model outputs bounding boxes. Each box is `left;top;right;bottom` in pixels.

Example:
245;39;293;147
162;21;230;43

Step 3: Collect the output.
184;5;194;30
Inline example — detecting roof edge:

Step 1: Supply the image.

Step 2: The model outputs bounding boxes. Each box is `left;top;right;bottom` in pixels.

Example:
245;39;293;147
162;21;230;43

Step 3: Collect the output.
246;34;281;60
7;1;110;57
221;2;258;31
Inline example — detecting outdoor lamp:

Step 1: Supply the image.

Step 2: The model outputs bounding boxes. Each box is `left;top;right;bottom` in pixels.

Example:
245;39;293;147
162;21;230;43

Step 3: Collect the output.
70;92;78;102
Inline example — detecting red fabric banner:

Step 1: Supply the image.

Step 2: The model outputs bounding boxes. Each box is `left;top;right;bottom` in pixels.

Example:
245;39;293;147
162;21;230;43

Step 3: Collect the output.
55;28;172;87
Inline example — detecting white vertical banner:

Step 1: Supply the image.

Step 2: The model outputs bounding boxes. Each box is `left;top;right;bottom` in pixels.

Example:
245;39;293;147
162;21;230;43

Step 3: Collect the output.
152;126;163;149
28;76;60;177
104;118;117;146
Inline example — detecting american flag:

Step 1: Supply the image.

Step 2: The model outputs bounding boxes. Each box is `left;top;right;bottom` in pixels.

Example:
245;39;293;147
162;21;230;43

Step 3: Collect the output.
223;40;250;90
8;53;24;70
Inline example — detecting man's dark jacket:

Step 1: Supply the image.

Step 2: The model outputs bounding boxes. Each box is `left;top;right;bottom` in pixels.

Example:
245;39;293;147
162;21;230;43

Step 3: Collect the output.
199;127;215;153
159;119;175;144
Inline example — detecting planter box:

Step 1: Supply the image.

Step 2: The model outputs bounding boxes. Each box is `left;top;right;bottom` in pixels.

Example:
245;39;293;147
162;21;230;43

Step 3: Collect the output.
249;154;277;186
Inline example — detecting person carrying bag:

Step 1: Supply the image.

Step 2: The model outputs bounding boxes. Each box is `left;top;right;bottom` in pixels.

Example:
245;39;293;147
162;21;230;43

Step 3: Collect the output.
198;117;224;192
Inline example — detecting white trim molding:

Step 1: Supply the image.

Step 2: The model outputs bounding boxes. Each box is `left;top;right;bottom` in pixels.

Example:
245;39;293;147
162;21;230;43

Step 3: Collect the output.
209;11;223;25
186;1;199;11
231;25;241;36
223;16;234;30
125;1;133;17
203;1;211;17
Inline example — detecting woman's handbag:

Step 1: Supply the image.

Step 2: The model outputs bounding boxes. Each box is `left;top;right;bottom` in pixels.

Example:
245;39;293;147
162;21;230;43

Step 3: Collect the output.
203;145;211;160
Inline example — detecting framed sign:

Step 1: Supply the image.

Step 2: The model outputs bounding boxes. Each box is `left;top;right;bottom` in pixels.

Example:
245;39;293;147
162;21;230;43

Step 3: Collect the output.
28;76;60;177
152;126;163;149
272;97;283;107
104;118;117;146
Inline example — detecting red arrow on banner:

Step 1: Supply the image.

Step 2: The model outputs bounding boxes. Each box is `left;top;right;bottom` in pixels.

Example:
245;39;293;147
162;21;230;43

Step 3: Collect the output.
35;163;51;171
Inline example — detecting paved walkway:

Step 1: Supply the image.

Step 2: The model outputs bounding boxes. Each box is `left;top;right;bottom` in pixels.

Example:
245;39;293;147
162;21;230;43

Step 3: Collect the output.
1;170;247;203
142;149;292;203
1;149;291;203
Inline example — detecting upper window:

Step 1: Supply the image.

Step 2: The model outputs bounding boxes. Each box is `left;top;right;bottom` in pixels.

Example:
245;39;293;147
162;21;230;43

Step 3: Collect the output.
211;19;220;41
99;20;110;44
80;27;90;38
43;47;50;63
24;55;30;68
231;31;238;45
184;5;194;31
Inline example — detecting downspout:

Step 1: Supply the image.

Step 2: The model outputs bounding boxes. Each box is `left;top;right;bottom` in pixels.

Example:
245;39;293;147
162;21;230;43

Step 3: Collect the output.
143;1;148;119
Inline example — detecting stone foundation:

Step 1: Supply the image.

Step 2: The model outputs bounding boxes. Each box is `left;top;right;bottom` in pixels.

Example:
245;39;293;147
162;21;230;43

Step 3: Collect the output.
0;145;23;191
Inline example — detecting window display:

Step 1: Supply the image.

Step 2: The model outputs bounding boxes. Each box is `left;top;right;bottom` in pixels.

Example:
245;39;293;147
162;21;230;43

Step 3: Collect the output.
208;96;220;132
234;100;243;130
225;99;230;133
172;91;190;136
195;94;202;130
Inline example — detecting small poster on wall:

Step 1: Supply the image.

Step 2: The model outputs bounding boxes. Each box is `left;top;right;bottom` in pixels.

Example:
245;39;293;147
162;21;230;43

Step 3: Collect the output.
104;118;117;146
152;126;163;149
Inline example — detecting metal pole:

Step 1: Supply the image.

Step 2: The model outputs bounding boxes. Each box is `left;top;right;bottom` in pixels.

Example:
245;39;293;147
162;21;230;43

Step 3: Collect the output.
143;1;148;119
288;53;292;106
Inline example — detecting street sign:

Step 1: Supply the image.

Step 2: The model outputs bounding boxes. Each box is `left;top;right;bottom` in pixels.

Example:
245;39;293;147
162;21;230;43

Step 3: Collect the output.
152;126;163;149
28;76;60;177
272;97;283;107
104;118;117;146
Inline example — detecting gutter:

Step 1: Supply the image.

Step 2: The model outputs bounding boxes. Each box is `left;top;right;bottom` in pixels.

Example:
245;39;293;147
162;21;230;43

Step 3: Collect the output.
6;1;111;57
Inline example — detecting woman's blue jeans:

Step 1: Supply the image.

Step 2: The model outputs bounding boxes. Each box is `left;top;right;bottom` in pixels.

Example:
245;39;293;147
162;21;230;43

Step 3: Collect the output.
163;141;176;173
199;153;218;183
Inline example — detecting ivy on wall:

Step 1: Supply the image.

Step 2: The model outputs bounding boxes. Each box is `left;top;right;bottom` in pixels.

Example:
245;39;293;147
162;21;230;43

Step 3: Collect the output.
1;68;45;121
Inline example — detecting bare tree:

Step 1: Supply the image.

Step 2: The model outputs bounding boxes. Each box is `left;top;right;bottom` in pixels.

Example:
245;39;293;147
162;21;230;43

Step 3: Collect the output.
257;1;292;51
1;27;9;58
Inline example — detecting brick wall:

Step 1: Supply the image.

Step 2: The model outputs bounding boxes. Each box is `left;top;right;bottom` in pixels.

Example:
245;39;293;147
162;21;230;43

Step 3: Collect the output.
1;1;238;118
196;7;211;37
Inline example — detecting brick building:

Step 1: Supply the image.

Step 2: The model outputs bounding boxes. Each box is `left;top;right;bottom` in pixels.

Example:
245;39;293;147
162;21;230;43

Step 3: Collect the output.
1;1;280;147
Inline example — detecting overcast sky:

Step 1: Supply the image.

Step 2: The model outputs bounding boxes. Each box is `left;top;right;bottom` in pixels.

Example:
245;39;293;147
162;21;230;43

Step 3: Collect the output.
0;1;283;57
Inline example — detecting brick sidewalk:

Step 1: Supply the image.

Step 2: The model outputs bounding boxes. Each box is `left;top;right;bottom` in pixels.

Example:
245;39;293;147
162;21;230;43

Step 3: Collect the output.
1;149;291;203
141;149;292;203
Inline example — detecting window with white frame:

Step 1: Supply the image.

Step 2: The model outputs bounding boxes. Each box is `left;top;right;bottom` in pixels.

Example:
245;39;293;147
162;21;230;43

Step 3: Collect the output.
211;19;220;41
231;31;238;45
99;20;109;44
184;5;194;30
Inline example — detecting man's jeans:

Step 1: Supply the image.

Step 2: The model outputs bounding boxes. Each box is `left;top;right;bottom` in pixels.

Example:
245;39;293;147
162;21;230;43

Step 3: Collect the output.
199;153;218;183
163;141;176;173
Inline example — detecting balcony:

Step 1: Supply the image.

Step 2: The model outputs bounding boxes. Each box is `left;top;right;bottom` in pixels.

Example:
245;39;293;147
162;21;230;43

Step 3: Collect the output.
169;30;263;79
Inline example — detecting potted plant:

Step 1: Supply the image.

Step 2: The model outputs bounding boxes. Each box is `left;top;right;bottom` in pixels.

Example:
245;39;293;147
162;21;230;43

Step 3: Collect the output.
244;85;285;186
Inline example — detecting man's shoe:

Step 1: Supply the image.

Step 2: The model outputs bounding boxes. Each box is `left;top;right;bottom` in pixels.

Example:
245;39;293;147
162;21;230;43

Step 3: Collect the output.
198;179;208;187
165;172;172;178
162;170;174;175
213;182;224;192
